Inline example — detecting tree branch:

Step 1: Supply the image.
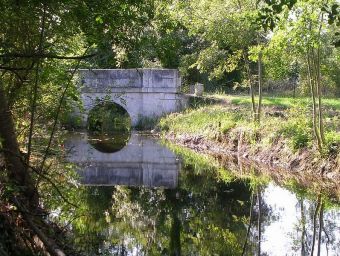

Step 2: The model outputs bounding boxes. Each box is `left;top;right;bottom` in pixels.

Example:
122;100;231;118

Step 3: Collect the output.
39;47;90;172
0;66;33;71
27;3;47;165
0;53;96;60
0;148;78;209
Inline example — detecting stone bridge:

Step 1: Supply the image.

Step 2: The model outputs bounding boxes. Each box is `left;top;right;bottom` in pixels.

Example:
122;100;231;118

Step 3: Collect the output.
77;69;187;126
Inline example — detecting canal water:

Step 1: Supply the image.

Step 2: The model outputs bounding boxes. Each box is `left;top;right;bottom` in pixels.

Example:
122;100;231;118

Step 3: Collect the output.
64;132;340;256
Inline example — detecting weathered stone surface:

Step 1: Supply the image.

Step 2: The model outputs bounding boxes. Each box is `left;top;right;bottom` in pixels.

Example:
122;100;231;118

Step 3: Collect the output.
75;69;187;126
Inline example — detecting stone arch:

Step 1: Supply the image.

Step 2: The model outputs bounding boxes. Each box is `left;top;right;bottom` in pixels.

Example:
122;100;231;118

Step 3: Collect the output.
85;99;132;154
80;93;140;127
91;101;130;128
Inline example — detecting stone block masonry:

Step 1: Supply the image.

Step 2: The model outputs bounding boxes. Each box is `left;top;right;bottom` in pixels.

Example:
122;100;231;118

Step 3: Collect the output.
76;69;187;127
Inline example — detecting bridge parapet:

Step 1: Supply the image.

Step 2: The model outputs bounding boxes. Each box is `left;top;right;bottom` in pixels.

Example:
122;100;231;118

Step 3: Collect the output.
79;69;181;93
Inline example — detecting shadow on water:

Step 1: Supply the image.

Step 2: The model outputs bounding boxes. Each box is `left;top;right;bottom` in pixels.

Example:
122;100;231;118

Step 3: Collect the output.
62;133;340;256
87;132;130;153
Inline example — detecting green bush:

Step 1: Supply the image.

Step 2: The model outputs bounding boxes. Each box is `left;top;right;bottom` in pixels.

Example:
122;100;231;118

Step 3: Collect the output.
135;115;159;130
325;131;340;156
60;112;82;129
279;117;312;150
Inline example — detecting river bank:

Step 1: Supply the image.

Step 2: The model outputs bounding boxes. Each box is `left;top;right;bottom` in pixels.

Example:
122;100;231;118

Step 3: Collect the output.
157;95;340;199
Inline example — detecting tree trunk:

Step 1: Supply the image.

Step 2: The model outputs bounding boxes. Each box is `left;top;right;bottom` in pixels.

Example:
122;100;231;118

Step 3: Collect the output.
0;83;38;209
315;47;325;145
256;52;263;124
244;52;256;122
306;51;323;152
0;82;67;256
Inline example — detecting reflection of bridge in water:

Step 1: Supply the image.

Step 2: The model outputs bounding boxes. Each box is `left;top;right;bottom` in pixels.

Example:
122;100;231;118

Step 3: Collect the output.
65;132;180;188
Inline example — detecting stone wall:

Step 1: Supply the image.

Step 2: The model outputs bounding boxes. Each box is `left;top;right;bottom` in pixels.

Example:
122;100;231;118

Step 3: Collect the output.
76;69;187;126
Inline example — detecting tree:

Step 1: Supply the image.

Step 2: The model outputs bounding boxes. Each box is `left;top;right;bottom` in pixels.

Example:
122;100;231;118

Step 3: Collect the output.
0;0;154;254
168;0;269;123
258;0;340;151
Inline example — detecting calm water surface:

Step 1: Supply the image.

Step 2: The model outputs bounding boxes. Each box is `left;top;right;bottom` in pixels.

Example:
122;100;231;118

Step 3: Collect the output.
64;132;340;256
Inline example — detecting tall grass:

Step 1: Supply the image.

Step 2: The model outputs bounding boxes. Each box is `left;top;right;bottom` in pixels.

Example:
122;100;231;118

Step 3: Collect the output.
159;97;340;153
159;105;245;138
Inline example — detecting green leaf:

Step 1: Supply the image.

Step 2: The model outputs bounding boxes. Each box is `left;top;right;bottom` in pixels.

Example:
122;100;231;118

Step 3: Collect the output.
95;16;103;24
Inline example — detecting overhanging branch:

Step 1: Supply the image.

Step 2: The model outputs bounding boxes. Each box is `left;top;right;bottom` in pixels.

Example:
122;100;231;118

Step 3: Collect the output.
0;53;96;60
0;65;33;71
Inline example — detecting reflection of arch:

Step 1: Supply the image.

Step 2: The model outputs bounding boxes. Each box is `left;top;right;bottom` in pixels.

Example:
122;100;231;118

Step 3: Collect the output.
87;132;131;153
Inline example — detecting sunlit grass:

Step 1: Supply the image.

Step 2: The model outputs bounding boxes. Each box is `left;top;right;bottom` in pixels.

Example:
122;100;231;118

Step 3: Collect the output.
207;94;340;110
159;95;340;153
159;105;246;138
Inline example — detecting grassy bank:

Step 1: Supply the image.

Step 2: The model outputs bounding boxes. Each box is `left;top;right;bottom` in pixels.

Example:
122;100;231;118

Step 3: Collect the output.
158;95;340;184
160;95;340;154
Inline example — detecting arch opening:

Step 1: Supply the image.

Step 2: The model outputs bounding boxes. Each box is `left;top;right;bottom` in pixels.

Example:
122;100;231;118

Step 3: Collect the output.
87;101;131;153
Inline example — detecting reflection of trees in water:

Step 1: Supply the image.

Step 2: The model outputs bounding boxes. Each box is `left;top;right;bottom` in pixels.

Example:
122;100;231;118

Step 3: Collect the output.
241;185;273;256
323;209;340;253
69;161;256;255
65;156;340;255
242;189;340;256
293;194;339;256
70;186;116;255
300;198;307;255
109;181;253;255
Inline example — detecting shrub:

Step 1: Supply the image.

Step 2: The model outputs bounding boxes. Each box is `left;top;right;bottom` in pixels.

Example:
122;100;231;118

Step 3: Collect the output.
220;121;236;134
324;131;340;156
135;115;159;130
279;116;313;150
